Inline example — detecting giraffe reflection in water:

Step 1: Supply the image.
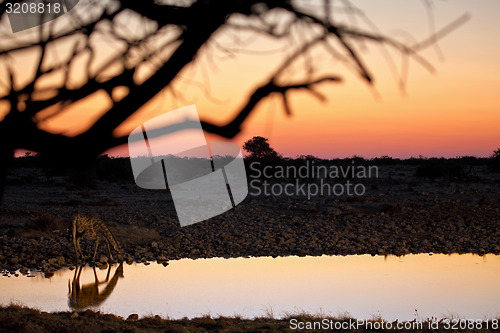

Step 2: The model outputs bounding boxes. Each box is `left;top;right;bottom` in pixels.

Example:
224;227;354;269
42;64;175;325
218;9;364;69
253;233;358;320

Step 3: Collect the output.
68;262;124;312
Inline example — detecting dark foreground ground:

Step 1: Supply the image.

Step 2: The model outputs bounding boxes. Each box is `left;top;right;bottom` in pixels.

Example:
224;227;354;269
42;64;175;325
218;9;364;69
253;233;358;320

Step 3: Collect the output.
1;306;499;333
0;164;499;274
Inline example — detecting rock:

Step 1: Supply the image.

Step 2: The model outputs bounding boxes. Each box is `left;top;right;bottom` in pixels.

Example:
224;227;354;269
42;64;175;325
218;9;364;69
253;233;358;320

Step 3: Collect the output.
328;208;342;216
127;314;139;321
97;263;108;270
99;256;108;264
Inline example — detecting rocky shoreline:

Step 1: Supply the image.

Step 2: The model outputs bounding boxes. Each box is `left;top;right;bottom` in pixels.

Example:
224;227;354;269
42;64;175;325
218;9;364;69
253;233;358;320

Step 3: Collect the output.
1;165;499;276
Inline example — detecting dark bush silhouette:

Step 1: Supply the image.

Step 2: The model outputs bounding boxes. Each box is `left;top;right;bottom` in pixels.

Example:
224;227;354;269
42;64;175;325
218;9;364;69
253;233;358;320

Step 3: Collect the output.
489;148;500;172
371;156;402;165
95;155;134;183
25;213;67;232
415;157;477;181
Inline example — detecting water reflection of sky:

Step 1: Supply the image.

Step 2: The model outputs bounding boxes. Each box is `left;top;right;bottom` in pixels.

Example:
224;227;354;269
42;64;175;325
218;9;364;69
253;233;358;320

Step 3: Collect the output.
0;254;499;320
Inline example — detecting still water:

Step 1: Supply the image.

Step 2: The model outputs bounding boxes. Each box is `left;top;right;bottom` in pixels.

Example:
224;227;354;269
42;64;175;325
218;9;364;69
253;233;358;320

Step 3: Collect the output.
0;254;498;320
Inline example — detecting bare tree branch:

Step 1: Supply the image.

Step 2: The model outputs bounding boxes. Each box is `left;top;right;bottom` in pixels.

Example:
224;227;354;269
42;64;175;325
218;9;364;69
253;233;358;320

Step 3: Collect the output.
0;0;469;204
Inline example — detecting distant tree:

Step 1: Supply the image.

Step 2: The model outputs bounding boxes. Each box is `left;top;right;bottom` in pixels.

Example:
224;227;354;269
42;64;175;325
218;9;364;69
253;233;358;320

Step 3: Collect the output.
243;136;280;160
489;148;500;172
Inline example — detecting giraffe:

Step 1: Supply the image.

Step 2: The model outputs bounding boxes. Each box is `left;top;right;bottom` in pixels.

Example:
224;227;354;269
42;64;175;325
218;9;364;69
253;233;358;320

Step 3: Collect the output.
68;263;124;313
71;212;123;261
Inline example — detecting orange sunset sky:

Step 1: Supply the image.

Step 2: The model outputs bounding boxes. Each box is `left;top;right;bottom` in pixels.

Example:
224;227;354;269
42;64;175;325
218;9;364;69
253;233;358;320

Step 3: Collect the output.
3;0;500;159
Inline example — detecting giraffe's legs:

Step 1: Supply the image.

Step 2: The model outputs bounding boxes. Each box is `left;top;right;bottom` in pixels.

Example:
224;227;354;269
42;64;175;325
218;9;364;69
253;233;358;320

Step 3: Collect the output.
105;240;114;261
93;239;100;260
92;266;99;284
104;265;111;281
76;238;85;260
69;266;81;310
76;266;83;285
73;238;79;259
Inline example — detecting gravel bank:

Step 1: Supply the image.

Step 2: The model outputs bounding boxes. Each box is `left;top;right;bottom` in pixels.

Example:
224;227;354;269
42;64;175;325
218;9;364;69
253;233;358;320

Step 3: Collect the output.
1;165;499;275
